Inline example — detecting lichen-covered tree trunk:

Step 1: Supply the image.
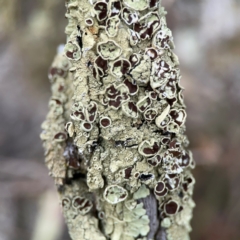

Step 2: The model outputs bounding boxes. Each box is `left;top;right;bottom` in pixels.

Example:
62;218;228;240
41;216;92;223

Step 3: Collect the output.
41;0;195;239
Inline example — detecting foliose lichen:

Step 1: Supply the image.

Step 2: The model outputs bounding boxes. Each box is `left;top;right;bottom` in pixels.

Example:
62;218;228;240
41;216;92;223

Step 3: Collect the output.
41;0;195;239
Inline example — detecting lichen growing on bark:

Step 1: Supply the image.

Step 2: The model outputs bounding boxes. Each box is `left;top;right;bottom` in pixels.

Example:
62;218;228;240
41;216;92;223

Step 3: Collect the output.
41;0;195;239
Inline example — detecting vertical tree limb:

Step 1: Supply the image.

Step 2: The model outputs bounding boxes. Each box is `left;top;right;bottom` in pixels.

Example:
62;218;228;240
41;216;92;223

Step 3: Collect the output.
41;0;195;239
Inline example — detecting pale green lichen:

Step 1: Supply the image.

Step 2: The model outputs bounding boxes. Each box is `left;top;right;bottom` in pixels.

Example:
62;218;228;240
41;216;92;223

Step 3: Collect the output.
41;0;195;239
123;0;149;11
106;16;121;38
60;181;106;240
133;184;150;199
104;185;128;204
102;201;150;240
97;40;122;60
65;43;81;61
130;55;151;86
40;51;73;185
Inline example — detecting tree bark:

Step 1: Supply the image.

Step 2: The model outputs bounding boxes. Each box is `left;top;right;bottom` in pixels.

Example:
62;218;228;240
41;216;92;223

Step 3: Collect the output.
41;0;195;239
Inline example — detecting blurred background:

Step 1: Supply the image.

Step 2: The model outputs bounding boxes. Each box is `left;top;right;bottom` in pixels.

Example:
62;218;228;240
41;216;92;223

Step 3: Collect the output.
0;0;240;239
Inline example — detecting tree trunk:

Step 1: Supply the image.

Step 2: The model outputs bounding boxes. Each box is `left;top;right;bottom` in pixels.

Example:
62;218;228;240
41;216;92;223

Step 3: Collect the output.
41;0;195;239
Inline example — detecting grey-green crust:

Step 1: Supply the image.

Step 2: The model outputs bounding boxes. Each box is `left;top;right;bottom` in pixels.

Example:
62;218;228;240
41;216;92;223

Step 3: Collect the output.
41;0;195;239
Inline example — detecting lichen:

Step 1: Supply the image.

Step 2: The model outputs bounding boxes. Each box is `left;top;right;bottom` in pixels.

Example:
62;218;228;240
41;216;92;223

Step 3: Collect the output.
104;185;128;204
97;40;122;60
60;180;106;240
41;0;195;239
